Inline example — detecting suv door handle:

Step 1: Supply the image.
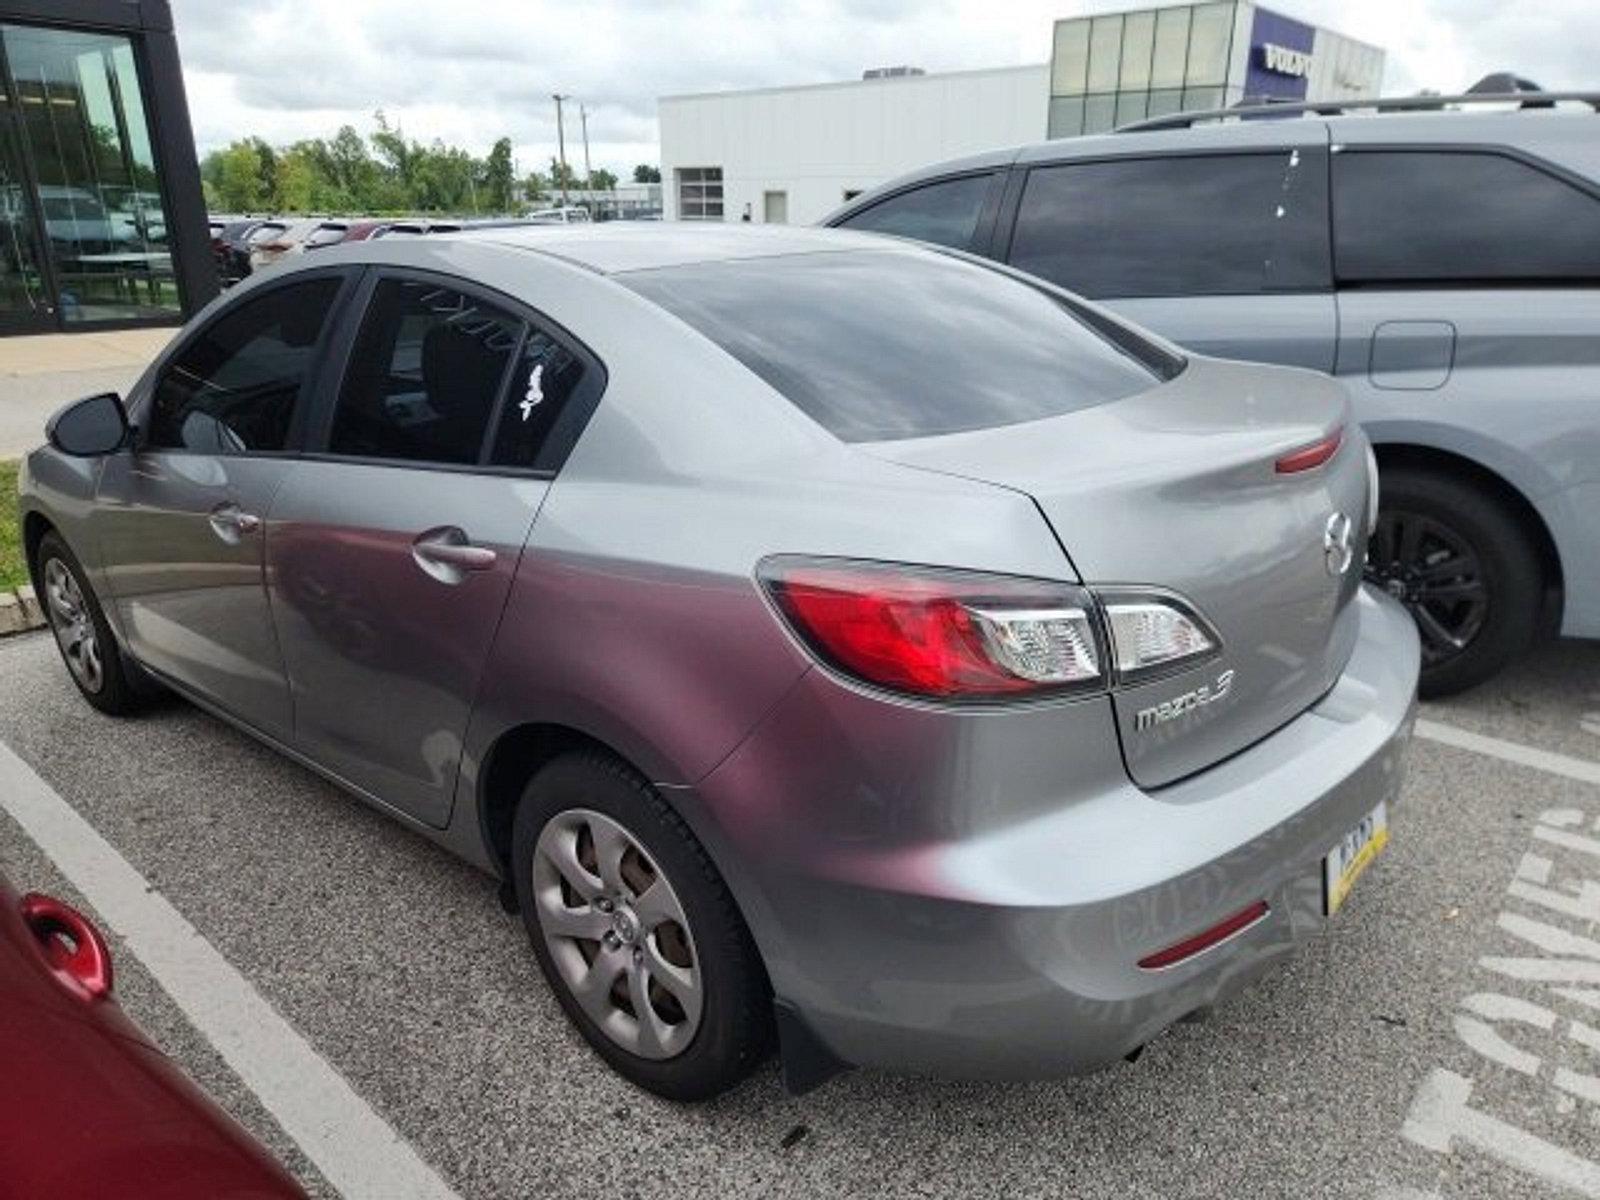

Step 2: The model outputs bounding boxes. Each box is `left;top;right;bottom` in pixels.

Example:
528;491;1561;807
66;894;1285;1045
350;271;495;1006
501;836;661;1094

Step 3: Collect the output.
208;503;261;544
412;527;497;584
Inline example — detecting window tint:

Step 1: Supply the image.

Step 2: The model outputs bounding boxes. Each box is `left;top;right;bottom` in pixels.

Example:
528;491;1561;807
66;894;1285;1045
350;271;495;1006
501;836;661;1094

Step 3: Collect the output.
624;250;1177;443
839;174;993;251
1333;151;1600;284
489;329;587;470
1008;152;1330;299
147;276;342;453
330;278;521;465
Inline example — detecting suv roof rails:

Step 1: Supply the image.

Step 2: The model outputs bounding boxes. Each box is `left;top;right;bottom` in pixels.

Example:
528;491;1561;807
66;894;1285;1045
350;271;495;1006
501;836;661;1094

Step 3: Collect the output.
1116;90;1600;133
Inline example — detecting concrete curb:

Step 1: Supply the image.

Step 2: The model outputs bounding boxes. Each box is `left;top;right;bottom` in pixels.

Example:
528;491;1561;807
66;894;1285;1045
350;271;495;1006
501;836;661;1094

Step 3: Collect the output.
0;585;45;637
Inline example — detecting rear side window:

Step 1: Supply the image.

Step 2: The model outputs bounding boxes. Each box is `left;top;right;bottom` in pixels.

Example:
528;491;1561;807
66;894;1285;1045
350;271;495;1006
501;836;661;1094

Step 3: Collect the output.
330;278;521;465
147;276;343;454
1008;151;1330;299
624;250;1176;443
1333;150;1600;284
837;174;994;250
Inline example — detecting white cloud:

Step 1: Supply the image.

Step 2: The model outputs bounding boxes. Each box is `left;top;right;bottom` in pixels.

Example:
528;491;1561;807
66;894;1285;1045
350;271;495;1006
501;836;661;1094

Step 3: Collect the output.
170;0;1598;174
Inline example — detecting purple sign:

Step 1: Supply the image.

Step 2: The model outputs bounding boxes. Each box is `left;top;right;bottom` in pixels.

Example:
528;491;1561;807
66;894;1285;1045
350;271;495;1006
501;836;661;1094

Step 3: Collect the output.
1245;6;1316;102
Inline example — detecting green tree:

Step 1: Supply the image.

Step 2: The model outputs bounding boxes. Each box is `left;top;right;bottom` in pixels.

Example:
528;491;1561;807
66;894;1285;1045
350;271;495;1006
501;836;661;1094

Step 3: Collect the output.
483;137;515;212
273;150;315;213
588;167;617;192
548;156;579;192
216;140;267;211
632;164;661;183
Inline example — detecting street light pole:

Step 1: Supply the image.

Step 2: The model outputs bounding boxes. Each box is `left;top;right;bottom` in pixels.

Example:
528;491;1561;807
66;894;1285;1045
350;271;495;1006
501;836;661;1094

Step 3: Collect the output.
579;103;593;190
552;93;571;208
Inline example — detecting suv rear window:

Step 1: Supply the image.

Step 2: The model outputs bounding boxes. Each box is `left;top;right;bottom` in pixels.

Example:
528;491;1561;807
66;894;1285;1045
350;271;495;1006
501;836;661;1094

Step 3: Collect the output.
623;249;1178;442
837;173;995;251
1332;150;1600;284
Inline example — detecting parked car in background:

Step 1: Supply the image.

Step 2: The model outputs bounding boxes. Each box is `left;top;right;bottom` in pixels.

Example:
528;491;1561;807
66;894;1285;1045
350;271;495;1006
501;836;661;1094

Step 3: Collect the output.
212;217;269;284
525;206;592;224
19;224;1418;1100
371;218;462;238
303;218;390;250
827;92;1600;696
0;873;305;1198
247;218;323;272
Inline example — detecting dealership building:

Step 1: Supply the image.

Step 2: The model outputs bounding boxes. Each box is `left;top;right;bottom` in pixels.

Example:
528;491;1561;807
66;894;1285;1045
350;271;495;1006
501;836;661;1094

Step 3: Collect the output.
659;2;1384;225
0;0;214;335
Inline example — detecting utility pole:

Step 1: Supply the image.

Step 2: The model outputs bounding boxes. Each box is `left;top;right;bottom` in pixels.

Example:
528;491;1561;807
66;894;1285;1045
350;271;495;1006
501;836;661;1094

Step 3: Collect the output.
552;93;571;207
579;103;593;190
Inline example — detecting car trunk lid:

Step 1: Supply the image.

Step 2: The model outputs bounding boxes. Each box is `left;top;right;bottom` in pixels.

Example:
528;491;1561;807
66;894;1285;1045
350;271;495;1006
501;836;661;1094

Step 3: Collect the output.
866;356;1370;788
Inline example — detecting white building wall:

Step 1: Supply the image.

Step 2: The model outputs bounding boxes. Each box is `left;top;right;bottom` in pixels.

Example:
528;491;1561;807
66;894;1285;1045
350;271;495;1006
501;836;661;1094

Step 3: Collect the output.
660;64;1048;225
1306;30;1386;101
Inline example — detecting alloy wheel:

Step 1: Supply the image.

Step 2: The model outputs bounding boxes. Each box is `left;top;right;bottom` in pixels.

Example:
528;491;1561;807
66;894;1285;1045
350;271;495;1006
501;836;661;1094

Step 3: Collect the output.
1364;509;1488;667
42;558;104;694
532;808;704;1060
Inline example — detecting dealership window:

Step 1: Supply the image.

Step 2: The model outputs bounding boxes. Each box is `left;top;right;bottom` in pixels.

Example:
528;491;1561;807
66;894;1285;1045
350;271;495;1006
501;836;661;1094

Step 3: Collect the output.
1051;19;1090;96
838;174;994;250
1086;16;1123;92
1333;151;1600;284
1008;151;1331;299
2;25;178;324
1184;2;1235;88
1118;10;1156;91
676;166;724;221
1149;5;1192;90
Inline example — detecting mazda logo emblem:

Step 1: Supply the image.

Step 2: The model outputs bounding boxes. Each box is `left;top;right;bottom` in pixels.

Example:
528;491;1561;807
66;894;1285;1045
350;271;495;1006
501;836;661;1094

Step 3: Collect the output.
1324;511;1356;577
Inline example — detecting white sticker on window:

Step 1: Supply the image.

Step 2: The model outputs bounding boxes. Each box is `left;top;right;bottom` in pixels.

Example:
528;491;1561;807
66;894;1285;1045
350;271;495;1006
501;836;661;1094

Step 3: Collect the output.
519;363;544;422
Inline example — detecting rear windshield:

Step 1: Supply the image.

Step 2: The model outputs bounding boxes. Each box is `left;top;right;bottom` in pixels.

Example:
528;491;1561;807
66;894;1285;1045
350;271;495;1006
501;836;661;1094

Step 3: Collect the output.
622;250;1179;442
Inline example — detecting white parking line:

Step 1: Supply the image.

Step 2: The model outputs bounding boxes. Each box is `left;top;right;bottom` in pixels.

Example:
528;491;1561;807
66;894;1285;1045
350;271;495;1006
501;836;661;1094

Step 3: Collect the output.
0;740;461;1200
1416;719;1600;788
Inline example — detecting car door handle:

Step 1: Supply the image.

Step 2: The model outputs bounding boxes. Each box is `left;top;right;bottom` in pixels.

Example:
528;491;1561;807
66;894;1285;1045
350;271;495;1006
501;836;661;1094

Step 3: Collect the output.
412;527;497;583
208;503;261;544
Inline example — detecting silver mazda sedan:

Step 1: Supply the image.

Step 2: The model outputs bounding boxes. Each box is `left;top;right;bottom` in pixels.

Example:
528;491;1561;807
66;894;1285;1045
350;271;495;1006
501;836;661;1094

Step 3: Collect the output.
16;225;1420;1100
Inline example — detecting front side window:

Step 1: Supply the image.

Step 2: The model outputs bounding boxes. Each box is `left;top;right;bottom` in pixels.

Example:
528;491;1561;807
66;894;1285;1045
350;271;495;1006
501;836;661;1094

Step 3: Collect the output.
146;276;343;453
1333;150;1600;284
837;174;994;251
329;278;522;465
1008;151;1330;299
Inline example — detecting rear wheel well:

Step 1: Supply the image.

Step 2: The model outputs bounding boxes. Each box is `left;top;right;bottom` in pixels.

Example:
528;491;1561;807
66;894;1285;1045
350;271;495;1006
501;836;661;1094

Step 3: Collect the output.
1373;443;1563;614
479;723;634;877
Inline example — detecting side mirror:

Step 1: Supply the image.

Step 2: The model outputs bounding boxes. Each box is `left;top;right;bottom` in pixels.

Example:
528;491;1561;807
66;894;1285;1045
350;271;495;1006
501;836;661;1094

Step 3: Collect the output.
47;392;130;457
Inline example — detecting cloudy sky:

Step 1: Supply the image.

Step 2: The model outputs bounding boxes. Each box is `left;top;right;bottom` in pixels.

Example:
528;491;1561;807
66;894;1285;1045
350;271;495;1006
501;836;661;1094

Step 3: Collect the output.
171;0;1596;176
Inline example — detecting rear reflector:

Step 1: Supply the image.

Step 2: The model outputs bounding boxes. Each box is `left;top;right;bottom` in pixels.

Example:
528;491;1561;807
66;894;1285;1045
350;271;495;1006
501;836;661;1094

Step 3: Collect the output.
1137;900;1269;970
1275;426;1344;474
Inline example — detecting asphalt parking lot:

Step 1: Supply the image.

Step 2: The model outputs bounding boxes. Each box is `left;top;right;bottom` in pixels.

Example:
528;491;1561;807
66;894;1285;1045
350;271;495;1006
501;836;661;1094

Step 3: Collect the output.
3;628;1600;1199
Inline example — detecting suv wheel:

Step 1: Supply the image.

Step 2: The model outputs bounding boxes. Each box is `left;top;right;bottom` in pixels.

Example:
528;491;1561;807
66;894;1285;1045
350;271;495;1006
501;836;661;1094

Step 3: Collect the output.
511;751;772;1100
1364;467;1541;698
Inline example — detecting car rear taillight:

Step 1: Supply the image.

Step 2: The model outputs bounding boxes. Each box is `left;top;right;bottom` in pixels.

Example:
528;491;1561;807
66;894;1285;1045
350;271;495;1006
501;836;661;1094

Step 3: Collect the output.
20;893;113;1001
1099;591;1221;683
759;558;1103;701
1274;425;1344;474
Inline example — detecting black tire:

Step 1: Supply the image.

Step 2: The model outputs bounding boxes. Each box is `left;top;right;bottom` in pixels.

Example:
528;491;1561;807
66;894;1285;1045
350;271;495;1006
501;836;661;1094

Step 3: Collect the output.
1366;467;1542;698
33;531;151;716
511;750;772;1100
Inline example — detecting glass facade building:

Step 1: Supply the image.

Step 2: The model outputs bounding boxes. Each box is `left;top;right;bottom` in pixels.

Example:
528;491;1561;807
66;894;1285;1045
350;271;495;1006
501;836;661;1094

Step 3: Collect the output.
1049;2;1383;138
0;1;213;333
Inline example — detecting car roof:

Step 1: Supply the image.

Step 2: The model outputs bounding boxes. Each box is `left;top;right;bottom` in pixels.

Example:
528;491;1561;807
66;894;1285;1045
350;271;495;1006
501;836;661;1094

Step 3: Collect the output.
470;222;897;275
829;105;1600;224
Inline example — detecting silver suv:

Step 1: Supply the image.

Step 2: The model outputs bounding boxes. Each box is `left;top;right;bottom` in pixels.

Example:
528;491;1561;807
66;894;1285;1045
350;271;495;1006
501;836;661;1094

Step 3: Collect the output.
828;93;1600;696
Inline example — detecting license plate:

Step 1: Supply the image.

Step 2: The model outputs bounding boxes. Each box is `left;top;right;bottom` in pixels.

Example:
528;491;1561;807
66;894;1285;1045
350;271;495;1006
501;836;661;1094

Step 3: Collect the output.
1324;802;1389;916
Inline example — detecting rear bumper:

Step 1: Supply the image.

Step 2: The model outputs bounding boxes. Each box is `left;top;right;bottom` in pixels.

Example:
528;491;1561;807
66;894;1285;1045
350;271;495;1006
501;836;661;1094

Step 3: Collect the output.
683;585;1420;1079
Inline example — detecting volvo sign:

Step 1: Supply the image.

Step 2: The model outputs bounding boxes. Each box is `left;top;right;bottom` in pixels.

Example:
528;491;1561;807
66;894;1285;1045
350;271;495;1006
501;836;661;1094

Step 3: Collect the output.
1260;42;1313;78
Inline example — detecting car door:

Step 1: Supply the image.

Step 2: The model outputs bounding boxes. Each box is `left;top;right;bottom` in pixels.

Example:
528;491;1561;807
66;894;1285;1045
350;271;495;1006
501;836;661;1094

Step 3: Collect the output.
95;270;354;736
997;146;1338;371
265;270;602;827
